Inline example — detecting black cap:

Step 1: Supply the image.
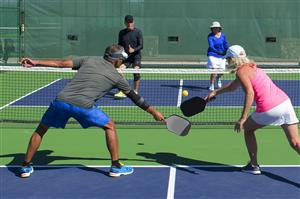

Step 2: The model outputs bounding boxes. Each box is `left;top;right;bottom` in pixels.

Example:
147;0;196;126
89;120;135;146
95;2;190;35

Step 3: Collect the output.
124;15;134;23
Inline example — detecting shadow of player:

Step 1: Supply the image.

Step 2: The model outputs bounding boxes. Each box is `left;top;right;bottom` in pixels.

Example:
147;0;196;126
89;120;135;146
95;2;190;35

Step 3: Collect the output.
0;150;121;177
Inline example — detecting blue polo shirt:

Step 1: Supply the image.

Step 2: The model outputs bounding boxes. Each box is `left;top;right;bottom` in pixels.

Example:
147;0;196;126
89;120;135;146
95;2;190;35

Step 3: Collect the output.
207;32;229;58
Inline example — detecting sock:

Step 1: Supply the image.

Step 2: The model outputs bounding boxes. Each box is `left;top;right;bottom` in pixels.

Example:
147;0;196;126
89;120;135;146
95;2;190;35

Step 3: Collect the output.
111;160;122;168
22;161;30;167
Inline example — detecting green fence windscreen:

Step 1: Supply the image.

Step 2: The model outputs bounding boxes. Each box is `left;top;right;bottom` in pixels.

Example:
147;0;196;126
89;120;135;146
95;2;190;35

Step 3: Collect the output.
0;0;20;64
1;0;300;62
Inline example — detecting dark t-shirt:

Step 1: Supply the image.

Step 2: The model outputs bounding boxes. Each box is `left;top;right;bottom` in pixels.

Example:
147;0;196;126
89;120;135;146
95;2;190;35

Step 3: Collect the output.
56;57;130;108
118;28;143;60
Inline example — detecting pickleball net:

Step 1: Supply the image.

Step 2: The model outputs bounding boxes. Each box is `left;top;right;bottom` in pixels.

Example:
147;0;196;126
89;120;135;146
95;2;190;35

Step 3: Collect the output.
1;65;299;126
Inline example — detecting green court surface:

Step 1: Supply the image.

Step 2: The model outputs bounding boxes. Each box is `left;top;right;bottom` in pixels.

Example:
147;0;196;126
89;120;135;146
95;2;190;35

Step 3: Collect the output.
1;127;299;166
1;68;299;167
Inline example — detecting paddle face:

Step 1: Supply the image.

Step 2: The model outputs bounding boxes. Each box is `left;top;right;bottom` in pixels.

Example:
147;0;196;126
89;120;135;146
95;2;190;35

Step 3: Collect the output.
165;115;191;136
180;97;207;117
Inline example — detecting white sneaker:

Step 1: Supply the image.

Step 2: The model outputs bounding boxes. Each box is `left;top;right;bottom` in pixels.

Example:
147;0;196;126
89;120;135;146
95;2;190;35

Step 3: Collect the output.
209;84;214;91
134;90;138;94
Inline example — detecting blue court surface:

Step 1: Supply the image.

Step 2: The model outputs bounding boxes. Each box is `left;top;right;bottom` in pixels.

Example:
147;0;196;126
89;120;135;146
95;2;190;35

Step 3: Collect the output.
1;166;299;199
10;79;300;107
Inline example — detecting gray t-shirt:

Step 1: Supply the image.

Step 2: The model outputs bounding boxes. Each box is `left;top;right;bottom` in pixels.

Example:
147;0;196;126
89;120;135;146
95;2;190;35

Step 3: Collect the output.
56;57;130;108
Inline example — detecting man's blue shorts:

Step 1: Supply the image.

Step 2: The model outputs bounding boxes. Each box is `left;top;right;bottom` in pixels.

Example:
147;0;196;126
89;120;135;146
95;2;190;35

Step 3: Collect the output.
41;100;110;128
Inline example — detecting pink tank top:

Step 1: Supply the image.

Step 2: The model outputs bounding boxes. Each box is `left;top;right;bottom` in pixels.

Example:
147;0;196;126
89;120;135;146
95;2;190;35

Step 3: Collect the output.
250;66;289;112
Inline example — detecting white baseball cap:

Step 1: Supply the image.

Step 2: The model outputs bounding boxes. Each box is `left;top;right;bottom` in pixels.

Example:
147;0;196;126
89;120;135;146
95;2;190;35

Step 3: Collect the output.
225;45;247;58
210;21;222;28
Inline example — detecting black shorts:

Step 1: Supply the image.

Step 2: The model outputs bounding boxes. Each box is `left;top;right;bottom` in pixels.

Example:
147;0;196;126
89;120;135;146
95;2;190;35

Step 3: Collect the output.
124;56;141;68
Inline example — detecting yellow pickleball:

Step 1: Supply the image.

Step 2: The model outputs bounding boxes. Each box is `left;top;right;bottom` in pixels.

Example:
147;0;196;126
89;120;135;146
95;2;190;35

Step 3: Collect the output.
182;90;189;97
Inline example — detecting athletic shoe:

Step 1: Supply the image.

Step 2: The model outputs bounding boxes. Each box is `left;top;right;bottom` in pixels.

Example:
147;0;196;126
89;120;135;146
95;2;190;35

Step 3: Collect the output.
241;163;261;175
20;165;34;178
109;165;134;177
134;90;138;95
217;79;222;88
114;91;126;98
209;84;214;91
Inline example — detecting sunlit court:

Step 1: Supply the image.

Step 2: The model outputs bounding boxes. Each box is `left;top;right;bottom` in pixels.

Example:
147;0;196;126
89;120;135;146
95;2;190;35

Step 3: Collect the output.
1;0;300;199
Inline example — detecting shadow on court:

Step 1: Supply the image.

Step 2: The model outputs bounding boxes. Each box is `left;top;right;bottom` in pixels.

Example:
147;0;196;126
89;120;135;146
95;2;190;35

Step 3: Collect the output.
1;150;299;188
136;152;240;174
261;170;300;188
135;152;300;188
0;150;120;177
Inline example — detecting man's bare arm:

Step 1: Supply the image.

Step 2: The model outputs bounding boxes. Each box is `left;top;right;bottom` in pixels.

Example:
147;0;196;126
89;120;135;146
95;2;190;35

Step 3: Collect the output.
21;58;73;68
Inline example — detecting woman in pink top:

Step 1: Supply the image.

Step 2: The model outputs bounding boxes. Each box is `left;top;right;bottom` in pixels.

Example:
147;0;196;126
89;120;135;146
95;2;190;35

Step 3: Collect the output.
207;45;299;175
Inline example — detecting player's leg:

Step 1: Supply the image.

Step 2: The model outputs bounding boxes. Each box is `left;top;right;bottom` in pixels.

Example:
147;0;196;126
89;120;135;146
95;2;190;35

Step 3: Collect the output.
114;63;127;98
133;74;140;93
103;121;134;177
20;100;70;178
281;123;300;155
216;74;223;88
74;106;134;177
73;106;119;161
242;116;265;174
23;124;49;165
103;120;119;161
133;59;141;94
280;99;300;154
216;58;226;88
207;56;217;91
209;74;217;91
20;123;49;178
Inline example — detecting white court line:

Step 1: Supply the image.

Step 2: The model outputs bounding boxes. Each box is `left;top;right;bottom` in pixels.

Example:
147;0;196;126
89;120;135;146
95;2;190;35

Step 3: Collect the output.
175;164;300;168
0;79;61;111
0;165;170;168
7;105;300;109
176;79;183;107
7;105;139;108
8;105;300;109
167;166;177;199
1;165;299;168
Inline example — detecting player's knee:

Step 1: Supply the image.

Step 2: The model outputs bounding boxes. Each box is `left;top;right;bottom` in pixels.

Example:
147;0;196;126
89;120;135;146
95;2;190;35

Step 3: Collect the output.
243;118;261;133
243;126;257;138
35;123;49;137
134;73;141;81
105;120;116;131
243;124;255;134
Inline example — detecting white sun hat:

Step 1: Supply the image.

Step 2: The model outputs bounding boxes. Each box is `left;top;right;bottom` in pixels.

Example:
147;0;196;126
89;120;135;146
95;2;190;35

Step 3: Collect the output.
225;45;247;58
210;21;222;28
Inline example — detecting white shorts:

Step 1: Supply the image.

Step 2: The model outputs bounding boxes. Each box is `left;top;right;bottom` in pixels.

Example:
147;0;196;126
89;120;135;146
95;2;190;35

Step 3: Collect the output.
207;56;226;69
251;99;299;126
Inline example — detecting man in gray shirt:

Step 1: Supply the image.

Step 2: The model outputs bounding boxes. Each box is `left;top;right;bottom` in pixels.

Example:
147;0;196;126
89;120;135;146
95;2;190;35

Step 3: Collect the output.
20;44;164;178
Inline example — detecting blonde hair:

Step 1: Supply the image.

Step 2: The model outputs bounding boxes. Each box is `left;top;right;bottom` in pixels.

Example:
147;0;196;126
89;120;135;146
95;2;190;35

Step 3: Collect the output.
227;57;255;72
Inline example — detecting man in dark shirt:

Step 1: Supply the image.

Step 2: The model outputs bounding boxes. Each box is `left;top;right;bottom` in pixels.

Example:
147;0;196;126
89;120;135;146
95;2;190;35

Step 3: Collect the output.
115;15;143;98
19;44;164;178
